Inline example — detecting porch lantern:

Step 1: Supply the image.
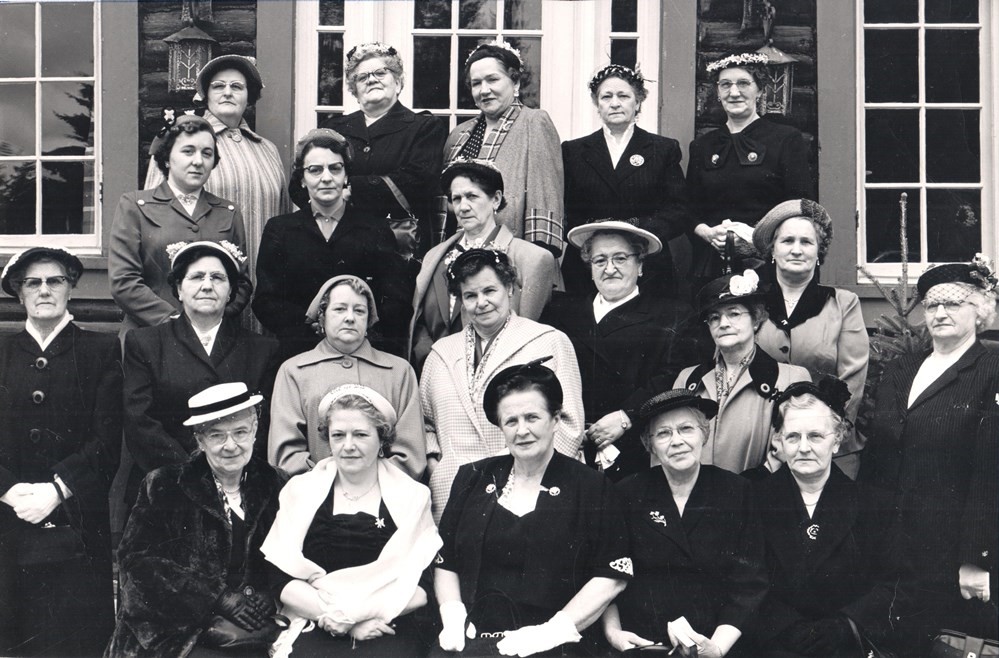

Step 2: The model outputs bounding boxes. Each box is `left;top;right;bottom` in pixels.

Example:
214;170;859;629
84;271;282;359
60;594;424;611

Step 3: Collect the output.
756;42;797;116
163;20;217;93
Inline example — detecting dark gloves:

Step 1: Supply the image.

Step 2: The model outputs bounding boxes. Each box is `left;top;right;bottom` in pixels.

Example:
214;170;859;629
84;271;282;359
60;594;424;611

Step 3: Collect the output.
214;587;275;631
780;616;856;656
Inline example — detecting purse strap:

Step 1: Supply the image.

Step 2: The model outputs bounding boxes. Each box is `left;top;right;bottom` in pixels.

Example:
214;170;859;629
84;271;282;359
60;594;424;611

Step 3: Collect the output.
379;175;417;220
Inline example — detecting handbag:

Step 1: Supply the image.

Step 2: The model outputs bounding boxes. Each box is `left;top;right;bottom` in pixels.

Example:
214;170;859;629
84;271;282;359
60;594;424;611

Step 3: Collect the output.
929;630;999;658
379;175;418;223
15;484;89;568
200;613;289;649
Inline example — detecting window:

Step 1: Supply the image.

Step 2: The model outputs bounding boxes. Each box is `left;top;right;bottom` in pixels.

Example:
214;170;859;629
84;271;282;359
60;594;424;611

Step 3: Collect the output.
0;1;100;250
857;0;992;279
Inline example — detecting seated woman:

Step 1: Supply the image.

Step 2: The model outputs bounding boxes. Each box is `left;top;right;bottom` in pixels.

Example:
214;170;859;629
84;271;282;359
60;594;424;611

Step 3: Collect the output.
268;275;425;479
748;378;909;657
433;359;630;657
108;382;285;657
605;390;766;657
261;385;440;658
675;271;810;474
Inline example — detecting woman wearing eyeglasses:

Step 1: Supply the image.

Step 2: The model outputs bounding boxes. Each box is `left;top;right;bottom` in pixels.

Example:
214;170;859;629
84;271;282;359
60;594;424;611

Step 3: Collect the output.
686;52;813;289
0;247;121;656
674;271;809;475
253;129;411;362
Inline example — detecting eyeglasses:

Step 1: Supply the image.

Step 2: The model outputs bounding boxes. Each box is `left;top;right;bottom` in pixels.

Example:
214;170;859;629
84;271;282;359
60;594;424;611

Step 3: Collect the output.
704;308;747;326
921;299;972;313
716;79;755;92
19;276;69;292
780;431;837;446
350;67;391;85
184;271;229;284
304;163;346;176
590;253;637;269
208;80;247;93
201;427;254;446
651;424;700;442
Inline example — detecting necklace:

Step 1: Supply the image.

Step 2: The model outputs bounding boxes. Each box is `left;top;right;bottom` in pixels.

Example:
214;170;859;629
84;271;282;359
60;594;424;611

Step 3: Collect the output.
222;486;240;495
499;468;517;501
341;480;378;502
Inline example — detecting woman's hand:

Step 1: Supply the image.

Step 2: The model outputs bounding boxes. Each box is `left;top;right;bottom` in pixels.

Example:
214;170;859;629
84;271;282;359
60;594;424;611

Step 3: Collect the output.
586;412;627;450
687;631;724;658
8;482;62;524
317;616;354;637
605;627;656;651
349;618;396;641
959;563;991;602
695;223;729;252
438;600;469;652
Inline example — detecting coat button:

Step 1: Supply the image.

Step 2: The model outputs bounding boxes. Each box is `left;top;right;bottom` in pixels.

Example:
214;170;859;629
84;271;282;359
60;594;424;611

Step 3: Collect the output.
34;357;48;370
363;146;371;153
29;429;41;443
137;199;146;206
340;358;353;369
191;225;200;233
31;390;45;404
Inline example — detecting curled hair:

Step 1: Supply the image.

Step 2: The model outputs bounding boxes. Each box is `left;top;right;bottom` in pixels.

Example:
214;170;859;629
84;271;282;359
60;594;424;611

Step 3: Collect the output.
490;375;562;421
747;301;769;331
153;120;220;176
588;65;648;105
318;393;397;453
639;407;710;454
446;250;519;297
463;43;523;88
773;392;850;438
709;52;770;89
345;44;405;98
192;406;260;439
168;246;239;304
288;132;353;209
442;161;508;212
580;230;649;264
941;285;999;333
314;278;378;334
11;257;80;296
763;200;834;265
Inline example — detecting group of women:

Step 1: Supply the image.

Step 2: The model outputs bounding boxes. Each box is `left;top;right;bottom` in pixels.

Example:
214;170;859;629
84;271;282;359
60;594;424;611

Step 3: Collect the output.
0;39;994;658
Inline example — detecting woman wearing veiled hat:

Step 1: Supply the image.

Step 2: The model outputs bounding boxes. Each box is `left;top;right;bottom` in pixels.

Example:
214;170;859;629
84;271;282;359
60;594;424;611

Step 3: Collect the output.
862;258;999;645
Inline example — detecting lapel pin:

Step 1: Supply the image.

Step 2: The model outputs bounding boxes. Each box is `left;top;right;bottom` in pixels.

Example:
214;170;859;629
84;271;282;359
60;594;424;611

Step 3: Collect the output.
629;154;645;167
485;483;496;494
747;152;758;162
548;486;561;496
650;510;667;527
806;524;820;540
711;154;720;165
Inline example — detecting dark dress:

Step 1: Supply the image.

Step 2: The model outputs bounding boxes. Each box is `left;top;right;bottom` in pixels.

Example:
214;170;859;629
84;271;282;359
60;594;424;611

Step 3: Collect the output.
561;127;689;296
540;291;712;480
861;342;999;640
0;323;122;657
615;466;767;654
123;314;279;508
252;205;412;360
433;453;632;657
685;118;813;283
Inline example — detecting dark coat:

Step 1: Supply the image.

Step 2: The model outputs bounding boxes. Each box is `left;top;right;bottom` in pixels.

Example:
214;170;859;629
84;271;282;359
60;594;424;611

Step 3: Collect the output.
615;465;767;644
540;291;713;479
123;315;279;504
561;127;689;296
750;466;906;649
107;454;283;658
0;323;121;656
861;342;999;630
252;205;412;360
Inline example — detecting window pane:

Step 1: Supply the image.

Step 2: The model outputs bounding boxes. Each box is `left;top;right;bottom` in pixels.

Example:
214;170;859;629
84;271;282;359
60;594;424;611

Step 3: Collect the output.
42;161;94;234
927;189;981;262
864;29;918;102
612;0;638;32
504;0;541;30
0;83;37;157
865;110;918;183
865;188;921;263
926;0;977;23
610;40;638;68
0;162;37;235
318;0;344;26
42;82;94;156
459;0;496;29
415;0;451;29
318;34;344;106
506;37;541;108
413;37;452;109
864;0;917;23
926;30;979;103
41;2;93;77
0;4;35;78
317;111;342;126
458;36;484;110
926;109;980;183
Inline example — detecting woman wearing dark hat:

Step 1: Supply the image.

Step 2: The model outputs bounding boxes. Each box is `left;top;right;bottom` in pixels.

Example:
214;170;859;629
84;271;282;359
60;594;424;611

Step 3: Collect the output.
268;275;425;481
420;248;583;521
541;221;712;481
0;247;121;656
674;270;809;474
123;240;279;511
146;54;291;296
433;359;630;657
110;113;253;333
409;159;558;369
862;257;999;643
604;390;766;656
686;53;813;287
108;382;284;657
748;378;908;657
751;199;869;477
443;40;565;255
253;128;411;361
561;64;689;296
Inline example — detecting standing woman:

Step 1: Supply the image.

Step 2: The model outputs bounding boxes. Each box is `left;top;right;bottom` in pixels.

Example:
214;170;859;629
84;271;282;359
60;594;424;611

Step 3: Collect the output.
863;259;999;642
145;54;291;291
0;247;121;656
686;53;813;287
752;199;869;475
110;114;252;333
444;41;565;256
561;65;689;296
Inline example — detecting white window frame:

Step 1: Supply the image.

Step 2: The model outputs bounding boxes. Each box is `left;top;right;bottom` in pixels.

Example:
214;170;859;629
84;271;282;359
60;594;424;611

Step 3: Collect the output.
0;0;102;253
855;0;994;283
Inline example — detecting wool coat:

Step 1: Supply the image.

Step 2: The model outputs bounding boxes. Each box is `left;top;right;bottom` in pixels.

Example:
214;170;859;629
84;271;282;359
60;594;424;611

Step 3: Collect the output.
106;454;283;658
108;181;252;333
0;323;121;657
408;224;558;368
420;315;585;521
561;127;689;296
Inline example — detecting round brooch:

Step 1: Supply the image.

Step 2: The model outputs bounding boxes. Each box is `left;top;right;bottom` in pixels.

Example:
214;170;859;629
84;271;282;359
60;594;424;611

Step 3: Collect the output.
711;154;720;165
629;154;645;167
806;524;820;540
760;383;771;394
340;358;353;369
747;152;758;162
548;487;561;497
485;484;496;494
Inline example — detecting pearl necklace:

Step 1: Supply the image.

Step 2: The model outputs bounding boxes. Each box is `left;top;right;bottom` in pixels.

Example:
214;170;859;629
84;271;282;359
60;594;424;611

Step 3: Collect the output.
341;480;378;502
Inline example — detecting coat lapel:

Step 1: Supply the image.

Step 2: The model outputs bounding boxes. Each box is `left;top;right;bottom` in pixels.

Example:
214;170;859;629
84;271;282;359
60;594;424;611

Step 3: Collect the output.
803;468;860;576
443;336;484;436
640;468;694;556
579;130;620;192
209;317;239;368
615;127;652;184
908;343;985;411
172;315;215;369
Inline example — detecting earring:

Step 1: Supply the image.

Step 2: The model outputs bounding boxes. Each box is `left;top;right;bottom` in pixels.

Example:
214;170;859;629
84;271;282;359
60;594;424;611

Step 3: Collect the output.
771;256;776;264
378;447;385;458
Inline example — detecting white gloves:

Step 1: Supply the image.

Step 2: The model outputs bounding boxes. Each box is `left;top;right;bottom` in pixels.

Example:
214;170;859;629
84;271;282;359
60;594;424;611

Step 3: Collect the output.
439;601;475;652
497;611;581;657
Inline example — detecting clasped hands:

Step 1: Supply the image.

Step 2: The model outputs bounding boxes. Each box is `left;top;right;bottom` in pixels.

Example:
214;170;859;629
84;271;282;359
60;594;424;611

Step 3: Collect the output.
438;603;580;656
316;590;394;641
695;220;754;254
1;482;62;524
959;563;991;603
215;588;275;631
